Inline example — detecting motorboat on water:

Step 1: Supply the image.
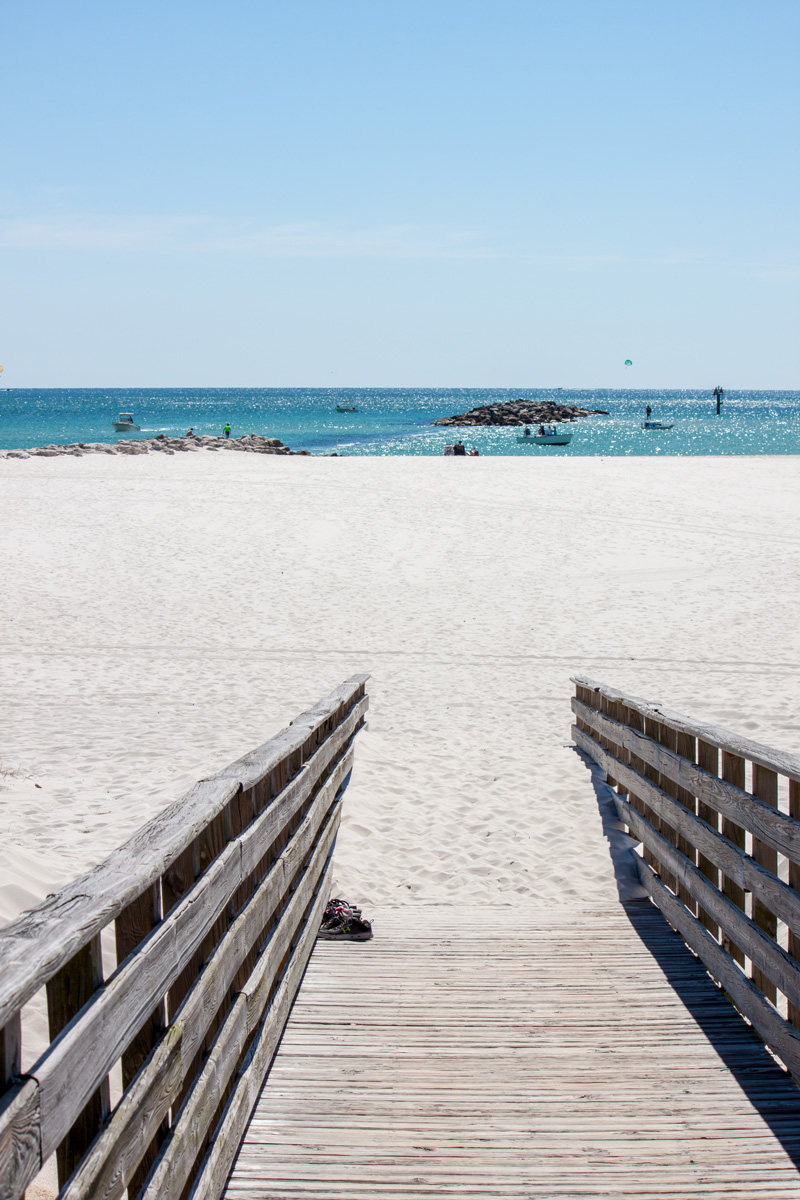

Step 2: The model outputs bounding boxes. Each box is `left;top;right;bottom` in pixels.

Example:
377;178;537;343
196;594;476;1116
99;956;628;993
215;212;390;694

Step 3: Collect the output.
112;412;141;432
517;425;573;446
642;420;673;430
336;403;359;413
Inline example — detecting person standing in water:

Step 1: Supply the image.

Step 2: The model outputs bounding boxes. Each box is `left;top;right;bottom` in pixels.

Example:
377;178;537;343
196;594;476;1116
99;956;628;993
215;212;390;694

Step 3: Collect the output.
224;422;231;438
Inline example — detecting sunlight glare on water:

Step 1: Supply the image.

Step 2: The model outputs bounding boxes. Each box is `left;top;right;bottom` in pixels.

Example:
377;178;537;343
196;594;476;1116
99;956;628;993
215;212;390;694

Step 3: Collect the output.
1;389;799;456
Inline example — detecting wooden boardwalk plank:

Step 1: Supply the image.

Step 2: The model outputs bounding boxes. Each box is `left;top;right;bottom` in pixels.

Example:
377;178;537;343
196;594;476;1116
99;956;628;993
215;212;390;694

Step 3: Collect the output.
224;904;800;1200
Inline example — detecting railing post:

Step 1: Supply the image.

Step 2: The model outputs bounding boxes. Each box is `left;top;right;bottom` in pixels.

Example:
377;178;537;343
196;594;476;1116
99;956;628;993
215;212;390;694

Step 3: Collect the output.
696;739;721;940
46;935;110;1186
657;724;687;908
625;706;658;872
1;1013;21;1085
752;765;779;1003
674;731;698;916
643;717;674;892
116;882;168;1197
789;779;800;1029
720;751;746;967
574;684;592;736
601;695;617;789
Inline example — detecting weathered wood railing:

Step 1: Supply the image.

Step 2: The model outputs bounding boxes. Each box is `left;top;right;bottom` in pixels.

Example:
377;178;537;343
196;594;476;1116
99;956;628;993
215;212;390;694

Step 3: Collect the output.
572;675;800;1081
0;675;368;1200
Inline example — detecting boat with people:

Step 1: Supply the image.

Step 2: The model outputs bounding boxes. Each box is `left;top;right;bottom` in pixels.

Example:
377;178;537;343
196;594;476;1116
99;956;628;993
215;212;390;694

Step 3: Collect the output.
642;403;673;431
335;403;359;413
517;424;573;446
112;412;141;432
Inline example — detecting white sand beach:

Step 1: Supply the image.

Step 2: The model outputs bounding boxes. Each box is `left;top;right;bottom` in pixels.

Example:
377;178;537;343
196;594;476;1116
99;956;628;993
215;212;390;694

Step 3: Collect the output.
2;452;798;928
2;452;799;1197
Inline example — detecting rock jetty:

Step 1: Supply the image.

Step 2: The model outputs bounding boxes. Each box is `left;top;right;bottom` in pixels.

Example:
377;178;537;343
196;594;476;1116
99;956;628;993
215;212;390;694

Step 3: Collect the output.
432;400;608;427
1;432;311;460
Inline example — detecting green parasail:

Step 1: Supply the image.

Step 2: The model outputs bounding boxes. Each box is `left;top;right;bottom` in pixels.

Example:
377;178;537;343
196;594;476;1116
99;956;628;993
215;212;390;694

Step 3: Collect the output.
624;359;633;367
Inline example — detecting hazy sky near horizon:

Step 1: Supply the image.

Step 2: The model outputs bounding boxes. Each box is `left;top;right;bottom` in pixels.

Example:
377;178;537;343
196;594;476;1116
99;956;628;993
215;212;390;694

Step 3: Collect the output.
2;1;798;388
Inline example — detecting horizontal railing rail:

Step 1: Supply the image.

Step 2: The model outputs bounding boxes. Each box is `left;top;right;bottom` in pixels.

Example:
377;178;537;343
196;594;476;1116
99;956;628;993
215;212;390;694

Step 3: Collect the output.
571;674;800;1082
0;675;368;1200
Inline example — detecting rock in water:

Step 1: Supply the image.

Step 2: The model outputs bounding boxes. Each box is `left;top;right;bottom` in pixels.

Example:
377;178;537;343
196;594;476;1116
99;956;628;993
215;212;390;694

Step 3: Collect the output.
432;400;608;427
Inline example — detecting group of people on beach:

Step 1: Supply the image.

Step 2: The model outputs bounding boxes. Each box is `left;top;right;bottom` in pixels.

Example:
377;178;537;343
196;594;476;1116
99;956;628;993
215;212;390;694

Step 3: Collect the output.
446;440;479;456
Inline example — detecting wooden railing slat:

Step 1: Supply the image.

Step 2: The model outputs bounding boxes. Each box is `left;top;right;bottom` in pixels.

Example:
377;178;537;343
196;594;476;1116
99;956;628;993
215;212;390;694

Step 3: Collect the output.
34;847;240;1162
0;678;368;1200
59;1025;183;1200
179;747;353;1071
214;675;368;793
613;790;800;1012
55;751;351;1200
572;697;800;859
636;860;800;1079
237;697;366;883
571;674;800;783
0;1078;41;1200
141;807;341;1200
30;705;364;1164
240;805;341;1032
572;726;800;936
0;676;368;1032
573;678;800;1083
185;860;334;1200
0;777;239;1035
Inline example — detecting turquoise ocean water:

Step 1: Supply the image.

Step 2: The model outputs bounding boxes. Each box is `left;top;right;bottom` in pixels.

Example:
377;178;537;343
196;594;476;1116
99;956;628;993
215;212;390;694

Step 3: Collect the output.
2;389;800;456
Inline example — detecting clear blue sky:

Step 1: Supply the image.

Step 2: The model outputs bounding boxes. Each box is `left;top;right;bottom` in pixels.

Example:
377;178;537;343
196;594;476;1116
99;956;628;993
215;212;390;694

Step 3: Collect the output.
2;1;798;387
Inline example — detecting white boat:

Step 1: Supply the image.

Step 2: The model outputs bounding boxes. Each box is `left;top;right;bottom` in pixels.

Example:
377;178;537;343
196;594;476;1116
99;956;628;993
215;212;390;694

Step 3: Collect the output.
336;403;359;413
642;421;673;430
112;412;141;432
517;426;573;446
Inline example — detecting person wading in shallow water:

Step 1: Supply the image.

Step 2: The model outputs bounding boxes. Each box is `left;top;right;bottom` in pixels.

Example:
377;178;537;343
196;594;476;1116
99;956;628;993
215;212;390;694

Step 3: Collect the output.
224;422;231;438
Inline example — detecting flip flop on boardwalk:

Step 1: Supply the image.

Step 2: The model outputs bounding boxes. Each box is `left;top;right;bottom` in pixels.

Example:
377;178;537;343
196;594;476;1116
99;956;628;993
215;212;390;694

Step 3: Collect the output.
318;897;373;941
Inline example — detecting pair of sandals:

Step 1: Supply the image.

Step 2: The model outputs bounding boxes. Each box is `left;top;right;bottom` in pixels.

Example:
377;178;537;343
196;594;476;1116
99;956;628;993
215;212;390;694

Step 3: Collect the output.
318;897;373;941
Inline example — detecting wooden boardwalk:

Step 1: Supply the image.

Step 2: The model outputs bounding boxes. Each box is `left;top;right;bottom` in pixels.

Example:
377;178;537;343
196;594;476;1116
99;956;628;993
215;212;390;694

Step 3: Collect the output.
224;904;800;1199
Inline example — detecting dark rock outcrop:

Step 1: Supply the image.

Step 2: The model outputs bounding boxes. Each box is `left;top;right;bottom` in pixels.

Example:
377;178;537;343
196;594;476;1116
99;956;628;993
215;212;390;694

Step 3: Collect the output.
433;400;609;427
1;433;312;459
